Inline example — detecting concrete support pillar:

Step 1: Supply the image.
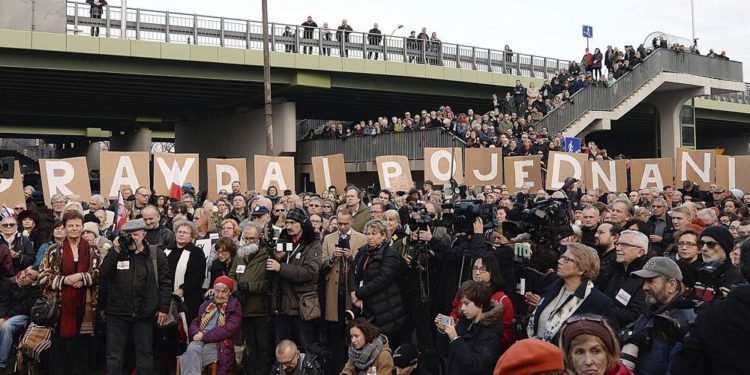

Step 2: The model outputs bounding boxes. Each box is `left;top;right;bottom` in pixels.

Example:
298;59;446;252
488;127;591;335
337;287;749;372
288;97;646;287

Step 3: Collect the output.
85;141;102;173
175;102;297;191
0;0;66;33
110;126;152;152
649;87;708;159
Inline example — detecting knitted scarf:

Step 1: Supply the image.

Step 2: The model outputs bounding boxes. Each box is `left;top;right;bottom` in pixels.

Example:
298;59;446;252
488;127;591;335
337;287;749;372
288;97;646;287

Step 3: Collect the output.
348;334;386;371
199;302;227;330
531;280;594;342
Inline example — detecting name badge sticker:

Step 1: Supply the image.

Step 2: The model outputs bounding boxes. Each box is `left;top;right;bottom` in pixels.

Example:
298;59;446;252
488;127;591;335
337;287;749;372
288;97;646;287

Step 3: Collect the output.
117;261;130;270
236;265;246;274
615;288;632;306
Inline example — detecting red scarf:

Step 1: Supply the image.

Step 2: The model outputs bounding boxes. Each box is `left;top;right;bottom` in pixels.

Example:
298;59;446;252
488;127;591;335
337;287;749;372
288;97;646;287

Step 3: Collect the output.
59;238;91;338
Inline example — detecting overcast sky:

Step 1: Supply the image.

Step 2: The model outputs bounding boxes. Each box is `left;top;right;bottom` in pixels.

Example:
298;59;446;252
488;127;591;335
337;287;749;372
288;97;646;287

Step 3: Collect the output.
124;0;750;78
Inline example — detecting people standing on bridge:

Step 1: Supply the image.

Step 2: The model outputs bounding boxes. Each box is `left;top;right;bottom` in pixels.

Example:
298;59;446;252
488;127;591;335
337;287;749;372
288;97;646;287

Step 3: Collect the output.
417;28;429;63
430;32;441;65
283;26;297;53
367;23;383;60
86;0;107;37
337;19;353;57
321;22;333;56
407;31;418;63
301;16;318;54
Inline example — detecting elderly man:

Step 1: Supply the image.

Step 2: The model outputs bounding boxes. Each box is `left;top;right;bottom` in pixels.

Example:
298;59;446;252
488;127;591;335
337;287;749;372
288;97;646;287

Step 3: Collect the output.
85;194;114;227
49;193;68;221
647;197;674;255
141;206;175;252
626;257;696;374
697;208;719;228
0;216;34;274
580;206;600;248
694;225;745;302
604;229;650;327
130;187;152;219
228;195;249;224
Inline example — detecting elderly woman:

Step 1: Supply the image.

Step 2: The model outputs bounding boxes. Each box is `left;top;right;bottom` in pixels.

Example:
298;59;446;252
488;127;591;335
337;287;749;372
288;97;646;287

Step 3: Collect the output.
526;243;613;342
0;215;34;274
36;220;66;267
341;317;394;375
349;220;407;348
81;222;113;259
559;314;633;375
17;209;46;253
39;210;100;374
180;276;242;375
210;237;237;285
168;220;208;324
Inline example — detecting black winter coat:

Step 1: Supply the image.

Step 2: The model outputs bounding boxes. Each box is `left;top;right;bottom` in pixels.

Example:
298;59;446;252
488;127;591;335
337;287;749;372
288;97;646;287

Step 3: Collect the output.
0;235;34;274
0;278;41;317
349;242;407;335
672;284;750;375
166;243;207;324
145;226;175;251
446;301;504;375
100;242;172;320
603;256;650;327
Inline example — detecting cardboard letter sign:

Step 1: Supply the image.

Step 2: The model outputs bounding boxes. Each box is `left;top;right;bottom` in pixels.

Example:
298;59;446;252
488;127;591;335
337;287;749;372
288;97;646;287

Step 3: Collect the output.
546;152;589;190
424;148;463;185
153;153;200;196
39;157;92;206
254;155;295;194
207;158;248;200
311;154;347;195
676;148;716;190
503;155;542;193
0;161;25;209
716;155;750;192
629;158;673;191
464;148;503;186
375;156;413;192
100;152;150;199
585;160;628;193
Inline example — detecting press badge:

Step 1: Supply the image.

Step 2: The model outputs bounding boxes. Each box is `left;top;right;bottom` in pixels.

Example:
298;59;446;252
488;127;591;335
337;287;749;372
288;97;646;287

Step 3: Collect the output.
236;265;246;274
615;289;632;305
117;261;130;270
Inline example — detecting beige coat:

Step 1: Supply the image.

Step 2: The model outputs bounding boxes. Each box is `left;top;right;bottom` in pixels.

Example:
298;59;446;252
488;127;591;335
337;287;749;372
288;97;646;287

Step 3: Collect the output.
321;230;367;321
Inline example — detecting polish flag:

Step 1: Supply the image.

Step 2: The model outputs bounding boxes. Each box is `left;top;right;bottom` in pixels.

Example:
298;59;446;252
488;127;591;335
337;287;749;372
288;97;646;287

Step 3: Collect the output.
169;167;183;201
111;191;128;236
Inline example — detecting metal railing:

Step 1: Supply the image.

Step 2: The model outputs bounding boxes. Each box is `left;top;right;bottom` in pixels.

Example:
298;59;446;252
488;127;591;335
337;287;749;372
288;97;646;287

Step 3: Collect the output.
296;128;462;164
64;1;569;78
708;82;750;104
297;119;353;140
0;139;55;161
538;48;744;135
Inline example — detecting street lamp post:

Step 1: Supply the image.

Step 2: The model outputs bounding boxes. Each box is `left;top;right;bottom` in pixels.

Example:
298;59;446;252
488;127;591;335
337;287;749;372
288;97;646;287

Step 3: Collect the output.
262;0;273;155
390;24;403;36
120;0;127;38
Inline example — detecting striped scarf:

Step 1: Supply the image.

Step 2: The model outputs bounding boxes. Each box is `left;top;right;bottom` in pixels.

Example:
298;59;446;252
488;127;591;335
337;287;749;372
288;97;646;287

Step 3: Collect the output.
199;302;227;330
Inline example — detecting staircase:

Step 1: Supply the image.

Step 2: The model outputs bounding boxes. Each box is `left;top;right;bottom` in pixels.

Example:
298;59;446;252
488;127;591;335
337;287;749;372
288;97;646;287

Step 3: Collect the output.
537;48;745;137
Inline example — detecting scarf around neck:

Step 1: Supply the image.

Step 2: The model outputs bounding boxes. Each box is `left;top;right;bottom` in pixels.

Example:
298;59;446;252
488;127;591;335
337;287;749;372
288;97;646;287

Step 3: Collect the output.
199;301;227;330
530;280;595;342
348;334;386;371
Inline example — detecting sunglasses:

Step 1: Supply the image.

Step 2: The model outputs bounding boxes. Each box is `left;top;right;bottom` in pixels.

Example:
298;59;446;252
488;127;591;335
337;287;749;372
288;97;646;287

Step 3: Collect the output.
698;240;720;249
1;223;17;228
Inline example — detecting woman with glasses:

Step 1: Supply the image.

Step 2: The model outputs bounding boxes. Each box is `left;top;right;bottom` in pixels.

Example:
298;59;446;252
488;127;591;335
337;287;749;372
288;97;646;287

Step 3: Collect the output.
310;214;324;235
559;314;633;375
168;220;208;324
527;243;613;342
231;222;271;375
193;207;216;240
272;203;287;233
39;210;101;374
0;215;34;274
209;237;237;286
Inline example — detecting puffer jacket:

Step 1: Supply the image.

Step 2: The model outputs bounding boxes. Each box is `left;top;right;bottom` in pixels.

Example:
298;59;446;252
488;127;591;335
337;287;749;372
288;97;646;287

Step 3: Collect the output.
188;297;242;375
230;245;270;317
349;242;407;336
271;235;321;316
446;300;504;375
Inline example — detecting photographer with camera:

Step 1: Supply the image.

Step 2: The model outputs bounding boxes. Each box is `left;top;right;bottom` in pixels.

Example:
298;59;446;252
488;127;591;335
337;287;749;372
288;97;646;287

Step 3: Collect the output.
230;222;271;375
100;218;172;375
618;257;695;374
321;210;366;371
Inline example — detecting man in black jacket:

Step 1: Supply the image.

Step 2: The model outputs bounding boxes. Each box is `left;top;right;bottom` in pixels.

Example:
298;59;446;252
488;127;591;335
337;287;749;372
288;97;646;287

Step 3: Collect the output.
336;19;352;57
301;16;317;54
671;239;750;375
101;219;172;375
86;0;107;36
604;229;650;328
142;205;175;251
647;198;674;255
0;266;40;369
367;23;383;60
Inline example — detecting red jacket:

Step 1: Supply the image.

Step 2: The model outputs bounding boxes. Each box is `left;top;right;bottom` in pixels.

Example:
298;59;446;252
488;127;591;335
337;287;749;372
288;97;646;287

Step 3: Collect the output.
450;290;515;349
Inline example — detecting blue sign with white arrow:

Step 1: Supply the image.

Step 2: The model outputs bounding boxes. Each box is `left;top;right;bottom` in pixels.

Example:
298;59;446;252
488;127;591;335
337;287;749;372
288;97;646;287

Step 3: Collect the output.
564;137;582;153
582;25;593;39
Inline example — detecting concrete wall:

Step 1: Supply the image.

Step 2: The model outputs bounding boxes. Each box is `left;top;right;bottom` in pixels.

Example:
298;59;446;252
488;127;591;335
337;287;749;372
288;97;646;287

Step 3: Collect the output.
0;0;65;33
175;102;297;191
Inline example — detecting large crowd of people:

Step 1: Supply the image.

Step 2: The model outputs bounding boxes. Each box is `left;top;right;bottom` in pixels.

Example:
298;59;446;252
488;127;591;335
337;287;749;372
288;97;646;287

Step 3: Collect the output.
3;173;750;375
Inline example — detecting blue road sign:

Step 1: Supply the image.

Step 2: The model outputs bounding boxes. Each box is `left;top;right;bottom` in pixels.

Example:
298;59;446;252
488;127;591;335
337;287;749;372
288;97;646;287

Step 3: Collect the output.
582;25;593;39
564;137;582;153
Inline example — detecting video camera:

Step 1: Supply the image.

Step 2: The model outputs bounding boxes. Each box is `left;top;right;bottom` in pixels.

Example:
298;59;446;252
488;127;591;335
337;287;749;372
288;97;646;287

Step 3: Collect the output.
408;203;434;233
440;199;496;234
118;234;136;252
503;192;574;250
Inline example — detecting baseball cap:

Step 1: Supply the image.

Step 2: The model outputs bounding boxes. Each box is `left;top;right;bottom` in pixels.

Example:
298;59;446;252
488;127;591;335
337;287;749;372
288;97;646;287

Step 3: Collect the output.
251;206;270;216
392;343;418;368
632;256;683;281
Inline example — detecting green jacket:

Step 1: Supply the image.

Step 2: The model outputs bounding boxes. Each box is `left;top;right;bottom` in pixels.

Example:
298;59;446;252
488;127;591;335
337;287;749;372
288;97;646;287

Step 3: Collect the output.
351;202;371;233
230;247;270;317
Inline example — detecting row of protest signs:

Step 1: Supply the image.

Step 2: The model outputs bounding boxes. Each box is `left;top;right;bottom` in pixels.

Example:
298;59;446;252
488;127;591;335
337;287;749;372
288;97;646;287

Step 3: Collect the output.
0;148;746;208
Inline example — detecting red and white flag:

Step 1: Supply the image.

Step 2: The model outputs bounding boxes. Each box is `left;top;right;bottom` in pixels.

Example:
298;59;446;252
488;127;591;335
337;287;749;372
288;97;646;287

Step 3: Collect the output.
169;167;183;201
111;191;128;236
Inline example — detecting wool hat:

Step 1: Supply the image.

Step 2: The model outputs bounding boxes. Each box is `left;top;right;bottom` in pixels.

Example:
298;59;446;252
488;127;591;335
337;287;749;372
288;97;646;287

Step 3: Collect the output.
392;343;419;368
493;339;564;375
700;225;734;254
82;222;100;239
560;318;617;358
285;208;308;224
213;275;235;291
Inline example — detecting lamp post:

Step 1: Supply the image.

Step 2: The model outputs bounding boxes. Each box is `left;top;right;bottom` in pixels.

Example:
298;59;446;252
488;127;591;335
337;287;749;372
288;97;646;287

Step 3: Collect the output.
262;0;273;155
390;24;403;36
690;0;696;43
120;0;127;38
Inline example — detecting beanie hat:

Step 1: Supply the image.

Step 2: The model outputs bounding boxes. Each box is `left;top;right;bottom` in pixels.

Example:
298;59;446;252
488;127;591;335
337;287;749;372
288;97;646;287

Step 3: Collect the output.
82;222;100;239
286;208;308;225
700;225;734;254
493;339;564;375
213;276;235;291
392;343;419;368
561;319;617;356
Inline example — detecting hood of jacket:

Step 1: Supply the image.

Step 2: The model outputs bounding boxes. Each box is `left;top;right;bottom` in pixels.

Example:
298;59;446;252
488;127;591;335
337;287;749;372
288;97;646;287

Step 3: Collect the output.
478;300;504;326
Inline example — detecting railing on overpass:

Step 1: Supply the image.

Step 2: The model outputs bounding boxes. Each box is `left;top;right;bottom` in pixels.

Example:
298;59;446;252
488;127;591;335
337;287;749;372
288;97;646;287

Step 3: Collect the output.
65;1;569;78
0;139;55;161
537;48;744;135
296;128;464;165
706;82;750;104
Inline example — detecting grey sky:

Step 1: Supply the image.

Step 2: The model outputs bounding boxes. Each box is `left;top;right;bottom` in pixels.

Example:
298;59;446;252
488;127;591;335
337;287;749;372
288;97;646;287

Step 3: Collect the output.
125;0;750;79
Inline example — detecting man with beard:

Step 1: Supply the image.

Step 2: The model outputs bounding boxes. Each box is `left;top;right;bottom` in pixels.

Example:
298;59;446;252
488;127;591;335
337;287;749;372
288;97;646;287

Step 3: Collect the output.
623;257;696;374
593;222;621;290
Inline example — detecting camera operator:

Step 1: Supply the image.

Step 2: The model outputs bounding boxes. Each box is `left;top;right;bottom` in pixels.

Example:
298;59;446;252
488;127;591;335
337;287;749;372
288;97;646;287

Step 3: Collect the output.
101;219;172;375
619;257;696;374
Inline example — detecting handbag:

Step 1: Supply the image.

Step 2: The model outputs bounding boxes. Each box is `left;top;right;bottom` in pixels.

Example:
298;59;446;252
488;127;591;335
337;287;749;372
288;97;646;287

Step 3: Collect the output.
30;296;60;327
298;291;321;321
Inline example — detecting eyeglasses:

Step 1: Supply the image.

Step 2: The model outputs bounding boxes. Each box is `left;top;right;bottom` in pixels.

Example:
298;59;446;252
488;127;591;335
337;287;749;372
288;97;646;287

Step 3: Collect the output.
274;209;285;212
559;254;576;264
280;351;299;367
472;266;488;273
615;242;640;249
309;204;321;207
677;241;698;248
698;240;720;249
1;223;17;228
